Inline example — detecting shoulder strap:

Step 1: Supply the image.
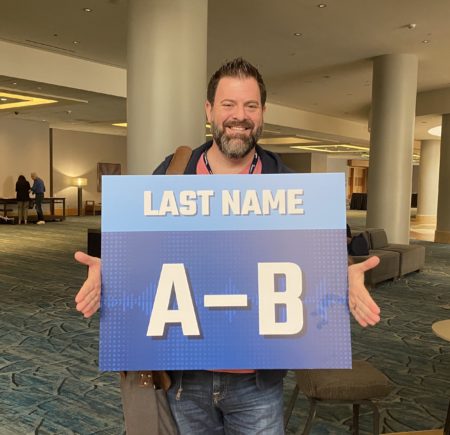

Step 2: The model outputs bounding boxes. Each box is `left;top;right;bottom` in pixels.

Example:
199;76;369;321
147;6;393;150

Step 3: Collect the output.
165;145;193;175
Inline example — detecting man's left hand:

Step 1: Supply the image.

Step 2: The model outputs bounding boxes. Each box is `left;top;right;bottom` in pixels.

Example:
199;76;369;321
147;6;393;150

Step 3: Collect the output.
348;256;381;327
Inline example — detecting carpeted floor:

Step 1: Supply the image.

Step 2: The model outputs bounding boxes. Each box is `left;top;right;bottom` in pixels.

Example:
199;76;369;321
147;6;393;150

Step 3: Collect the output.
0;216;449;434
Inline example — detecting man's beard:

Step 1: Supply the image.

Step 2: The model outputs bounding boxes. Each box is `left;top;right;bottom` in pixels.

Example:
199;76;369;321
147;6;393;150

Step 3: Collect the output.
211;120;263;159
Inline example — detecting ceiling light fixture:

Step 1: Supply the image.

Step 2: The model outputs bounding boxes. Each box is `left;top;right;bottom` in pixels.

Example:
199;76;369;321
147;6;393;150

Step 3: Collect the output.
407;23;416;29
0;98;7;102
83;7;93;12
293;32;302;37
428;126;441;137
0;91;58;110
73;40;80;45
422;39;430;44
290;144;370;153
317;3;327;8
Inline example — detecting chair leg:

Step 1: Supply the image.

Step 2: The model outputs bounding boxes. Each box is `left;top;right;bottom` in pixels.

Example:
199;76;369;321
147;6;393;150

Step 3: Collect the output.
284;385;299;431
444;401;450;435
364;400;380;435
300;398;317;435
352;403;360;435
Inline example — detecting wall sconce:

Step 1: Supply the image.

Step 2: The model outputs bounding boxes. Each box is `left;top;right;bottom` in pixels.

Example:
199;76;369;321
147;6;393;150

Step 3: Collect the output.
71;177;88;216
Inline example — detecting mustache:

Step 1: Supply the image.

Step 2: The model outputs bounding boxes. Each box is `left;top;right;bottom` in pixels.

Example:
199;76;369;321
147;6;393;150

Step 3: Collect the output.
223;119;255;129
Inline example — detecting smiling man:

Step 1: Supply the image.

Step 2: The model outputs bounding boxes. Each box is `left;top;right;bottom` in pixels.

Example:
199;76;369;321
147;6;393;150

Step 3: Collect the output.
75;58;380;434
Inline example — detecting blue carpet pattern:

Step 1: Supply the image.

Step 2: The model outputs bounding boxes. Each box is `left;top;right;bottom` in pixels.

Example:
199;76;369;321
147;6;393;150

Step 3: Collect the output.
0;217;449;434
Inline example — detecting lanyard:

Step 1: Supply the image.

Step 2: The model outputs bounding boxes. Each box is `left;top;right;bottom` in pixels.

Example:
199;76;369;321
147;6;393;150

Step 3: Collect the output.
203;151;259;175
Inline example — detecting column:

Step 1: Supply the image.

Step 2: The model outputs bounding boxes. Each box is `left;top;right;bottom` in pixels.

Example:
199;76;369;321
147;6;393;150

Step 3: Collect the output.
127;0;208;174
435;114;450;243
416;140;440;224
366;54;418;243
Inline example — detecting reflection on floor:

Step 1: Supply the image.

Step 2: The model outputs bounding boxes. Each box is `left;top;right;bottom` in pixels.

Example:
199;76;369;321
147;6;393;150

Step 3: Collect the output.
347;209;436;242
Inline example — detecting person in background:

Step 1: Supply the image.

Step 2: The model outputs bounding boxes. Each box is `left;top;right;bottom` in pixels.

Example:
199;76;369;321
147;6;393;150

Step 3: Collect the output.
30;172;46;225
16;175;31;224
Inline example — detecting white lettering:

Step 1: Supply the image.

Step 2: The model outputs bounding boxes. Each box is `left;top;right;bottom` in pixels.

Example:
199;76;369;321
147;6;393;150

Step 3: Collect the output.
147;264;200;337
258;262;303;335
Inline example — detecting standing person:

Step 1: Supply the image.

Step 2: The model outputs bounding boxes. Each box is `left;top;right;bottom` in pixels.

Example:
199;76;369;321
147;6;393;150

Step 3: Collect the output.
74;58;381;434
15;175;31;224
30;172;46;225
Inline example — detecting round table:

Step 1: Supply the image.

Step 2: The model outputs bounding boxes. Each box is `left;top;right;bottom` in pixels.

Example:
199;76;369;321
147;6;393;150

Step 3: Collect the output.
432;319;450;435
432;319;450;342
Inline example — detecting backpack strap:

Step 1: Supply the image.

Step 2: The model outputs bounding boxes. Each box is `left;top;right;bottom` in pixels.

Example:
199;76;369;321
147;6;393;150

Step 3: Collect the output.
165;145;193;175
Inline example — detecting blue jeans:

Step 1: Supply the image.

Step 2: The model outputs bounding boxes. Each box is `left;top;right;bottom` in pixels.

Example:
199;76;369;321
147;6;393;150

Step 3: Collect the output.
35;193;44;221
167;371;284;435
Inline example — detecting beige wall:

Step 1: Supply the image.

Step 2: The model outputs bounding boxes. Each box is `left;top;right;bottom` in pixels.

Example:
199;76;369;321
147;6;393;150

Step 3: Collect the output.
53;129;126;213
0;118;50;197
0;119;126;214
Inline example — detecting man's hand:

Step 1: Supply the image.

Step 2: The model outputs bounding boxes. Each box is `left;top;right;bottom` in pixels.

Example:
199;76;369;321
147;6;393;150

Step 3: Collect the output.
74;251;101;318
348;256;381;327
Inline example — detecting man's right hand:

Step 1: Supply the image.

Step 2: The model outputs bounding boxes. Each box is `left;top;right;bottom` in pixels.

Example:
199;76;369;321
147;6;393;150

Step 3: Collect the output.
74;251;101;318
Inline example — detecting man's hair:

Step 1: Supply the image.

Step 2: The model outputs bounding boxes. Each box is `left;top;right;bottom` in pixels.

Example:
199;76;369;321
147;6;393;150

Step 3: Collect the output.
207;57;267;106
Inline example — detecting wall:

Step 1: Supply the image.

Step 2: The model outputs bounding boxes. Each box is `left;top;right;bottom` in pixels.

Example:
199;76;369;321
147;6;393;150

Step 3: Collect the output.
0;118;126;215
0;118;49;197
53;129;127;213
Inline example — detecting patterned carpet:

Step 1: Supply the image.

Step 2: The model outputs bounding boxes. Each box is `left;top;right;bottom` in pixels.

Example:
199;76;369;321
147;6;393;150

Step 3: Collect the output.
0;217;449;434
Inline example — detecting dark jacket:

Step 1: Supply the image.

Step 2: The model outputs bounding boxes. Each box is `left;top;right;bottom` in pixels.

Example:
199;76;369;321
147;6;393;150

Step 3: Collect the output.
16;179;31;201
155;141;291;389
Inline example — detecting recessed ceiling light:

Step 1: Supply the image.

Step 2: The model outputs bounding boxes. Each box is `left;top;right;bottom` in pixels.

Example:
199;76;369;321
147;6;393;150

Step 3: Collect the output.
293;32;302;37
428;126;441;137
407;23;416;30
12;82;17;85
83;7;93;12
422;39;430;44
73;40;80;45
317;3;327;8
1;98;7;101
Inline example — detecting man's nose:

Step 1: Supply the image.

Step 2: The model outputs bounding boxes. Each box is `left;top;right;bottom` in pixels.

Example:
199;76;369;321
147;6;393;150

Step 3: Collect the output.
232;105;247;120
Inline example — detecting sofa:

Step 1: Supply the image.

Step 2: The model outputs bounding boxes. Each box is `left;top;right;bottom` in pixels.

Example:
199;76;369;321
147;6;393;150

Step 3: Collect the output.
366;228;426;277
350;228;425;286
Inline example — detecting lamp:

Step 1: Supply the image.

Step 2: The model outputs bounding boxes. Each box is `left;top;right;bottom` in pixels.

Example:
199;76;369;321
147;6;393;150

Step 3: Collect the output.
71;177;88;216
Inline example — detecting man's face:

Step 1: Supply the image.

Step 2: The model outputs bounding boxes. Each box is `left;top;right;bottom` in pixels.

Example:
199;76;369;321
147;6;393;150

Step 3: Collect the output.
205;76;265;159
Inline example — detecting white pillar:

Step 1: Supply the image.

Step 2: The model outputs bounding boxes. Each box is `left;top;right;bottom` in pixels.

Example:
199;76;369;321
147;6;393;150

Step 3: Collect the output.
127;0;208;174
366;54;418;243
435;114;450;243
416;140;440;224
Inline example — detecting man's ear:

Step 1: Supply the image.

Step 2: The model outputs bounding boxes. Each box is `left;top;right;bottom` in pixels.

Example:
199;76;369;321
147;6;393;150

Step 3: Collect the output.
205;100;212;123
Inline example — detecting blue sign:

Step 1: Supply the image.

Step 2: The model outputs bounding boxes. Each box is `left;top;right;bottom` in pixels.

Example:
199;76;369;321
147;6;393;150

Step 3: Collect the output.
99;173;351;371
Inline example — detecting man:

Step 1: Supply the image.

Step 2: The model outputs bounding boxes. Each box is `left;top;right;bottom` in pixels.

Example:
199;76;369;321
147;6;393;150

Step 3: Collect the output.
75;58;380;434
30;172;46;225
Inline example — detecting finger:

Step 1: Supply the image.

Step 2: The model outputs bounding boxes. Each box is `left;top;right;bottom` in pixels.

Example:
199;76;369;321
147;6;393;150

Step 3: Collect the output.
350;303;379;327
352;256;380;273
74;251;100;268
75;279;97;303
77;293;100;317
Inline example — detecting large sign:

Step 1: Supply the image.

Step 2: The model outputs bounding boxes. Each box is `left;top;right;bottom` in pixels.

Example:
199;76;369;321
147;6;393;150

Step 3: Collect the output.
99;173;350;371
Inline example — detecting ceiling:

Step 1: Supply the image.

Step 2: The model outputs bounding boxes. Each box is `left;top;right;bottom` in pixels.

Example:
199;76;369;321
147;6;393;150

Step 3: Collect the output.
0;0;448;154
